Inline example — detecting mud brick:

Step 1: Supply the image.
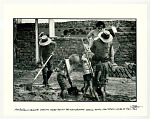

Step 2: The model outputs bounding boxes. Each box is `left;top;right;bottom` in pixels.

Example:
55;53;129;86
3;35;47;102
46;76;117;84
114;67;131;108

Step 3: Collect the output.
132;64;136;72
124;68;132;79
118;67;125;78
127;63;136;76
115;67;122;78
128;63;133;70
119;67;128;78
111;71;115;77
132;70;136;77
112;68;117;77
127;68;133;75
114;71;119;77
111;70;116;77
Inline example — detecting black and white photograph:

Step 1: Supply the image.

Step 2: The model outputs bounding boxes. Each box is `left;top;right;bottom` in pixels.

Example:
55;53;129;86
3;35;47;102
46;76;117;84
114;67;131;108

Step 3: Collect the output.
1;2;149;118
13;18;137;102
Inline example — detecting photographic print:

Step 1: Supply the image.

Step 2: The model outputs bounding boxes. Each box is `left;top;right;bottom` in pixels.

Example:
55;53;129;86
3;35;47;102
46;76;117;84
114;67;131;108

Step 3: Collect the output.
13;18;137;102
1;2;149;118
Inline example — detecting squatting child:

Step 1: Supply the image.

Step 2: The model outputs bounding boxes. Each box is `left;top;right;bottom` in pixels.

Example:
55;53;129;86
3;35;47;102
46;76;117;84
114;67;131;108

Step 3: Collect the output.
55;54;80;100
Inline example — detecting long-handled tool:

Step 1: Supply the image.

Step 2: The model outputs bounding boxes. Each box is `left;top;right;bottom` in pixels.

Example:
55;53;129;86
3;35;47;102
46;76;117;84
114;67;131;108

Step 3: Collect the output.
60;47;79;95
25;38;57;91
65;59;79;95
25;54;54;91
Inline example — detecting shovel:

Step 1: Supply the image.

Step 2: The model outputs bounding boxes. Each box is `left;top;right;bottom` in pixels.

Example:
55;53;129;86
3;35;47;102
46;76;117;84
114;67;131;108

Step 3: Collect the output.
64;59;79;95
60;48;79;95
25;54;54;91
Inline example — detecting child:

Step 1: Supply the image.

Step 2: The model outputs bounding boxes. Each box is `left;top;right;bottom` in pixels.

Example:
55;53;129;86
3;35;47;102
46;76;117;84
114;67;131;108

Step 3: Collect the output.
81;42;100;101
55;54;80;100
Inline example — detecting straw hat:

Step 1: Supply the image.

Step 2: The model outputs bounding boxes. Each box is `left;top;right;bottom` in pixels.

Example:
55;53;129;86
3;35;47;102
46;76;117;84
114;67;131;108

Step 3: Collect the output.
97;30;113;43
39;35;52;46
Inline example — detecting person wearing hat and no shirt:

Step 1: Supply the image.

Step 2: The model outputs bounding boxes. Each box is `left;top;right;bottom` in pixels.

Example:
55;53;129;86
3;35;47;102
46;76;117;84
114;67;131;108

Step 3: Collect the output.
39;32;57;86
91;30;114;101
86;21;106;48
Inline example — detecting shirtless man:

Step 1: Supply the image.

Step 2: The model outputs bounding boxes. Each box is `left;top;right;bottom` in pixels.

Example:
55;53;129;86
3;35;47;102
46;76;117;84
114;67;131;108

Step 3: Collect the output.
86;21;106;48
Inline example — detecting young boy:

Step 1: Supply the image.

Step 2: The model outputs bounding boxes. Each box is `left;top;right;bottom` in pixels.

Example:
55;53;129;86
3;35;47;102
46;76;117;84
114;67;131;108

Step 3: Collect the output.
55;54;80;100
81;41;100;101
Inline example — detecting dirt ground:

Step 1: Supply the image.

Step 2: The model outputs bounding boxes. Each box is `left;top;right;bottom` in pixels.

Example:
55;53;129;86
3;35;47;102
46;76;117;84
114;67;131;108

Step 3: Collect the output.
14;68;136;102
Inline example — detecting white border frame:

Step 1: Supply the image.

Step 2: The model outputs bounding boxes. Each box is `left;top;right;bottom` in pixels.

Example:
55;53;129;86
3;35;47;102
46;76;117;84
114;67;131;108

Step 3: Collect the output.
1;0;150;119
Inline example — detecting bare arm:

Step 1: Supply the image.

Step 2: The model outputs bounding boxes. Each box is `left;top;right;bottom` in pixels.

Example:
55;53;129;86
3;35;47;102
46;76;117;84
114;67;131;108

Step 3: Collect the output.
86;30;94;39
90;40;96;53
39;46;43;65
110;44;114;64
81;54;88;62
51;41;57;55
86;30;95;46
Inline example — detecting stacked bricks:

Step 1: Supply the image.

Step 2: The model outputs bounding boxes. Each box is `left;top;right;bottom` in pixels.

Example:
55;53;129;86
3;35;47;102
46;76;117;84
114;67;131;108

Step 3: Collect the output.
108;63;136;78
15;23;36;69
114;32;136;65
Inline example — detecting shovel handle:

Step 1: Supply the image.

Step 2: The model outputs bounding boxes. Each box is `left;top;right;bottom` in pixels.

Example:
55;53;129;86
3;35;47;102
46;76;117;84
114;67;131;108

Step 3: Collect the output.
33;54;53;81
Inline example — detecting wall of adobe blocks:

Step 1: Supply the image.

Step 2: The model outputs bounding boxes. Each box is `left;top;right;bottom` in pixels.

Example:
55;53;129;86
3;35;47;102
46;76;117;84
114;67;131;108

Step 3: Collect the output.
39;20;136;36
14;23;36;69
14;23;136;70
114;32;136;65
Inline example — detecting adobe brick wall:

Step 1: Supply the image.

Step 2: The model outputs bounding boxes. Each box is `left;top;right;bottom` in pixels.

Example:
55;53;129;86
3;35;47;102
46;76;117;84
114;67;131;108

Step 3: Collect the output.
115;32;136;65
14;23;36;69
14;21;136;70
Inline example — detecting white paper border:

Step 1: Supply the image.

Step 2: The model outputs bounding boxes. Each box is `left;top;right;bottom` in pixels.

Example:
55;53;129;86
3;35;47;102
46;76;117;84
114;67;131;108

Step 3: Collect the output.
1;1;149;119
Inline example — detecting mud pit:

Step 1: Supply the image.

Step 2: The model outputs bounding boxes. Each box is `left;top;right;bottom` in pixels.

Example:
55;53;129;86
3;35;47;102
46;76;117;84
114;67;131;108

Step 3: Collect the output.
14;69;136;102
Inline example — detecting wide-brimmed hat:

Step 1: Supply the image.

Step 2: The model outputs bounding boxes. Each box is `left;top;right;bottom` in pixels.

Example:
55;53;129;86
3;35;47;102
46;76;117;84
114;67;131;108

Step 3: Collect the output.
97;30;113;43
39;35;52;46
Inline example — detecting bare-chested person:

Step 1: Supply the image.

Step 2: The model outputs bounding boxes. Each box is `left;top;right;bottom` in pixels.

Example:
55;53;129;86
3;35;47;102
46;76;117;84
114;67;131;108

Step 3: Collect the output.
86;21;106;48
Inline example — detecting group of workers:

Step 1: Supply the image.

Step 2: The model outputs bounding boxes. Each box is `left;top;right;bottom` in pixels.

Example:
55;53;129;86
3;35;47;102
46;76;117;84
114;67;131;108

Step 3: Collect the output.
38;21;117;101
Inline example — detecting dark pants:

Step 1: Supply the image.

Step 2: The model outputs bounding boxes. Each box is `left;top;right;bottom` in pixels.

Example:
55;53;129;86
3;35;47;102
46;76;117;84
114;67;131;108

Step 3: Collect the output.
42;60;53;86
57;73;68;99
92;61;109;87
82;73;92;90
83;73;92;81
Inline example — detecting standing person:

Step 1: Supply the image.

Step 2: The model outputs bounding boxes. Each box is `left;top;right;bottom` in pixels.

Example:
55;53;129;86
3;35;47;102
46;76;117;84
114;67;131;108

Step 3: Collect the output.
81;45;100;101
39;32;57;87
86;21;106;48
91;30;114;101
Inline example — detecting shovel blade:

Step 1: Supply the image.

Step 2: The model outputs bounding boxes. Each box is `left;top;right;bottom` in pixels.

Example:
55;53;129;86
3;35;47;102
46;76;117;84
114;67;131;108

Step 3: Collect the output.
96;87;103;96
67;86;79;95
25;83;33;91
